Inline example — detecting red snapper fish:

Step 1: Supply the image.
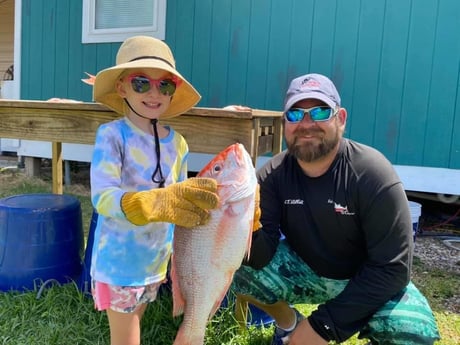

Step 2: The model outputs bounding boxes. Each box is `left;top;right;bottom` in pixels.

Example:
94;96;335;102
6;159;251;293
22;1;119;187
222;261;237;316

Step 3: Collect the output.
170;143;257;345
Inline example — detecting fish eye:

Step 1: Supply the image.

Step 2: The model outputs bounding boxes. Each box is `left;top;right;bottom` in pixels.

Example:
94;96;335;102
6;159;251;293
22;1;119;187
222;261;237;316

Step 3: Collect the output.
213;164;222;173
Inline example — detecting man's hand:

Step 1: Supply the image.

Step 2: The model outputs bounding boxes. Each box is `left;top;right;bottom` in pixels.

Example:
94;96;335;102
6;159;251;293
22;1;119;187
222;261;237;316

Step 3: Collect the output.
252;184;262;231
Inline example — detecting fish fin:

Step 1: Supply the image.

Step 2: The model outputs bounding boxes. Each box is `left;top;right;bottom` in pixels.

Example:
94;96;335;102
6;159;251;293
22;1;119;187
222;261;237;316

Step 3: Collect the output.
170;255;185;317
209;272;236;320
220;180;254;203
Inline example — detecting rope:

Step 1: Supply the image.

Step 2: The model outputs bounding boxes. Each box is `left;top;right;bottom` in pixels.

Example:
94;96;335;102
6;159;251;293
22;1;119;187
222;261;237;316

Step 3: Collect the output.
35;279;61;299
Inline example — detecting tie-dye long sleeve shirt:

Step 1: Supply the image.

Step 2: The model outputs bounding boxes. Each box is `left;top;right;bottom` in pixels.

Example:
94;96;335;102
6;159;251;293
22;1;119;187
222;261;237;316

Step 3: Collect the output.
90;117;189;286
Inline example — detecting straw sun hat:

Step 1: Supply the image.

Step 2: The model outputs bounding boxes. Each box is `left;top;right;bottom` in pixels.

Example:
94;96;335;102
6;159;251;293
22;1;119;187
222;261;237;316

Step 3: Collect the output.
93;35;201;119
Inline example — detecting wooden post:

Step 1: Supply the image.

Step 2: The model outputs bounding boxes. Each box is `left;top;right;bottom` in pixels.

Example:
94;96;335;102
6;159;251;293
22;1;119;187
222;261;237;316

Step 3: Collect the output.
272;116;283;155
52;142;63;194
251;117;261;166
24;156;41;177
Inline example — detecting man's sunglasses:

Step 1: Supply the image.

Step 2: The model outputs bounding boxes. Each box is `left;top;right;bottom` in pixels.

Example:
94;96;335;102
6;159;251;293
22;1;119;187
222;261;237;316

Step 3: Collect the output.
125;74;182;96
285;106;338;123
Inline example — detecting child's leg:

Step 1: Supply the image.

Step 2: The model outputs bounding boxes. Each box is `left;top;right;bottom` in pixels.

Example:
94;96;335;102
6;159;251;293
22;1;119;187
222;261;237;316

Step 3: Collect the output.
107;304;147;345
92;280;164;345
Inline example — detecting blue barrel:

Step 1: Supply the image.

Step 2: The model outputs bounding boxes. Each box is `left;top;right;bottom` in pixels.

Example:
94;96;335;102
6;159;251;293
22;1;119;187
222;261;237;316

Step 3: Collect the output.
246;304;275;327
0;193;84;292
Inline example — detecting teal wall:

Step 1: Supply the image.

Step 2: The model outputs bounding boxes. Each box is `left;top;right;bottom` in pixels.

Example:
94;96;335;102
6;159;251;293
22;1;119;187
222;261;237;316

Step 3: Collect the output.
20;0;460;169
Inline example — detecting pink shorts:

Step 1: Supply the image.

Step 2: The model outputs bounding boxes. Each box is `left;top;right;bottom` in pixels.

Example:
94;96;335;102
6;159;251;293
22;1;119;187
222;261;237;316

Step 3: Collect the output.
92;280;164;313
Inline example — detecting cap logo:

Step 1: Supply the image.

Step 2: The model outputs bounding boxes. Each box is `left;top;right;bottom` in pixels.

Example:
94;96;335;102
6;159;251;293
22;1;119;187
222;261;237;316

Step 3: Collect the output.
283;73;341;111
301;78;321;89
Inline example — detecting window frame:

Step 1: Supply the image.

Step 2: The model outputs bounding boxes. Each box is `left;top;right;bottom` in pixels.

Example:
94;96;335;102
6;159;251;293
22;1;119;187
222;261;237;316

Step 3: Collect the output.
81;0;166;43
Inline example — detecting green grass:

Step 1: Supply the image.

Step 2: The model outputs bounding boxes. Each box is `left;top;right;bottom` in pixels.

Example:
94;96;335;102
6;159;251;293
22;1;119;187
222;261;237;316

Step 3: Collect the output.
1;282;458;345
0;283;109;344
0;171;459;344
0;282;275;345
411;256;459;311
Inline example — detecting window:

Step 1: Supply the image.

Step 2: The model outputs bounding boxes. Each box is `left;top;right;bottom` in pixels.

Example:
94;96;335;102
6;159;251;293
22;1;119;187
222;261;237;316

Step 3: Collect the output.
82;0;166;43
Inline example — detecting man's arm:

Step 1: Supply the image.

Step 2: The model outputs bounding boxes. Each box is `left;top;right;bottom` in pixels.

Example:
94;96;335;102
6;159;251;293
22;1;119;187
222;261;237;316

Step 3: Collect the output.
308;183;412;342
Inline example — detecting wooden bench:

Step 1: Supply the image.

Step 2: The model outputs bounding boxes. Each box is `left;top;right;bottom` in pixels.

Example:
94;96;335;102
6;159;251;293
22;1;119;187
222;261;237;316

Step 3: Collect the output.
0;100;283;193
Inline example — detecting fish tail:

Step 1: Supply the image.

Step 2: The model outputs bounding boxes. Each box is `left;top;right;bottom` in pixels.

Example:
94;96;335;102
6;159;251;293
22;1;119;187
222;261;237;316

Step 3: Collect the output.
172;325;205;345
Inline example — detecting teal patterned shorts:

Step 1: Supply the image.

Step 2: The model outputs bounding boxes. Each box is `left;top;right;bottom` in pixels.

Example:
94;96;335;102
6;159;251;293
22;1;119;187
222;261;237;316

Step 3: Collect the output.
231;241;440;345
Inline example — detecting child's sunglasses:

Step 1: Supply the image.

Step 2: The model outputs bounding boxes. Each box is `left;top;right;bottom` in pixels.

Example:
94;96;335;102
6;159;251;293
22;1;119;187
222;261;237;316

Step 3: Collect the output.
285;106;338;123
125;74;182;96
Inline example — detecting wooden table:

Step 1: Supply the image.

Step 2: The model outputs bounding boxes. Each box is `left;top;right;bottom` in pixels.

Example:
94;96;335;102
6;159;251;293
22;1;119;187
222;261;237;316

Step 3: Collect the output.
0;100;283;194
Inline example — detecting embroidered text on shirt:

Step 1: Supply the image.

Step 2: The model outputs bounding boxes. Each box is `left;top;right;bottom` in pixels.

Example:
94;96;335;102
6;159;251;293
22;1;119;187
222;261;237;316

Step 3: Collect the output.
284;199;304;205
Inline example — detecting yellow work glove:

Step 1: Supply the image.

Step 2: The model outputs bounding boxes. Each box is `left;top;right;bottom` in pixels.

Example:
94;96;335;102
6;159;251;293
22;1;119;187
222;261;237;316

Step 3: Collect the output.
253;184;262;232
121;177;219;228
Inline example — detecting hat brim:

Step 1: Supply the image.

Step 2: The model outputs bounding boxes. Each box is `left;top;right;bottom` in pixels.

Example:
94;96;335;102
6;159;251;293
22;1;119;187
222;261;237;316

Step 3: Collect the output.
93;58;201;119
284;92;337;112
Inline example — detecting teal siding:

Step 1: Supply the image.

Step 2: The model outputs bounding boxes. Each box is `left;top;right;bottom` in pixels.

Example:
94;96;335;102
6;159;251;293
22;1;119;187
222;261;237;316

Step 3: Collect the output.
20;0;460;169
243;1;271;107
348;1;386;148
398;2;438;166
372;1;411;163
424;0;460;168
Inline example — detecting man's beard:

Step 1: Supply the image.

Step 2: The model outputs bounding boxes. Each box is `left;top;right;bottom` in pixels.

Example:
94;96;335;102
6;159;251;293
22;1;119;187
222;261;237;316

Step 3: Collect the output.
286;127;341;163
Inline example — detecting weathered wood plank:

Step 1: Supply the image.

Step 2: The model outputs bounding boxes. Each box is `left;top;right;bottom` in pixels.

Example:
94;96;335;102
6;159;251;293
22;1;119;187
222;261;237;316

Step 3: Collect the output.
0;100;282;153
0;99;283;193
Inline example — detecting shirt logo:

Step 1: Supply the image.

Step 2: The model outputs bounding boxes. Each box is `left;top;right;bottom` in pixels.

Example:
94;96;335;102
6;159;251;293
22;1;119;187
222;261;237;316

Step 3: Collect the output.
328;199;355;215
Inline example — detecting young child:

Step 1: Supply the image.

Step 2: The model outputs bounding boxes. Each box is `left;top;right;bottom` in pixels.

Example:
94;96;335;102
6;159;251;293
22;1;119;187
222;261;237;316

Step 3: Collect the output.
90;35;219;345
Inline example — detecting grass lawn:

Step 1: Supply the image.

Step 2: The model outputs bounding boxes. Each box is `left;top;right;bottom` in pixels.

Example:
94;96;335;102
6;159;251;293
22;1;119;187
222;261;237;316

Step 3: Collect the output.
0;171;459;344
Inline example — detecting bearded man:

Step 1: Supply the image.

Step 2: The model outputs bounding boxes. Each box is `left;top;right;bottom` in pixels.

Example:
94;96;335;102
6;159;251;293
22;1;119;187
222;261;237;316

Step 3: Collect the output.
232;74;440;345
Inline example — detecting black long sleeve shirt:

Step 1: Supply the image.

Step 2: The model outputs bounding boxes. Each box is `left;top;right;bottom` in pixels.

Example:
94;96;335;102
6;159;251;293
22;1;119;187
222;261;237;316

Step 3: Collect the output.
245;138;413;342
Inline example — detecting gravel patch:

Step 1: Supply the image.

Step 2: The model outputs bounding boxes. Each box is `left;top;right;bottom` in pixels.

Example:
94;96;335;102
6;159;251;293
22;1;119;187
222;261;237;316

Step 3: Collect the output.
413;235;460;313
414;236;460;275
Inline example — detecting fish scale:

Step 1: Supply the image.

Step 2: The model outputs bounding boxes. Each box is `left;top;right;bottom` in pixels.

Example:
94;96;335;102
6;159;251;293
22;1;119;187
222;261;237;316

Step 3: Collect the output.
171;143;256;345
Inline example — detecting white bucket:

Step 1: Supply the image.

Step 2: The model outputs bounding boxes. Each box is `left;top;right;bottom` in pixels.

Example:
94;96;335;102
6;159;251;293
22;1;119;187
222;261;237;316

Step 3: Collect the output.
408;201;422;240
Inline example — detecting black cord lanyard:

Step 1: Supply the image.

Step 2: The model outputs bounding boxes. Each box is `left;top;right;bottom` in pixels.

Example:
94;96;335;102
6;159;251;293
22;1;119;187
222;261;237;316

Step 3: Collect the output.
124;99;165;188
150;119;165;188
